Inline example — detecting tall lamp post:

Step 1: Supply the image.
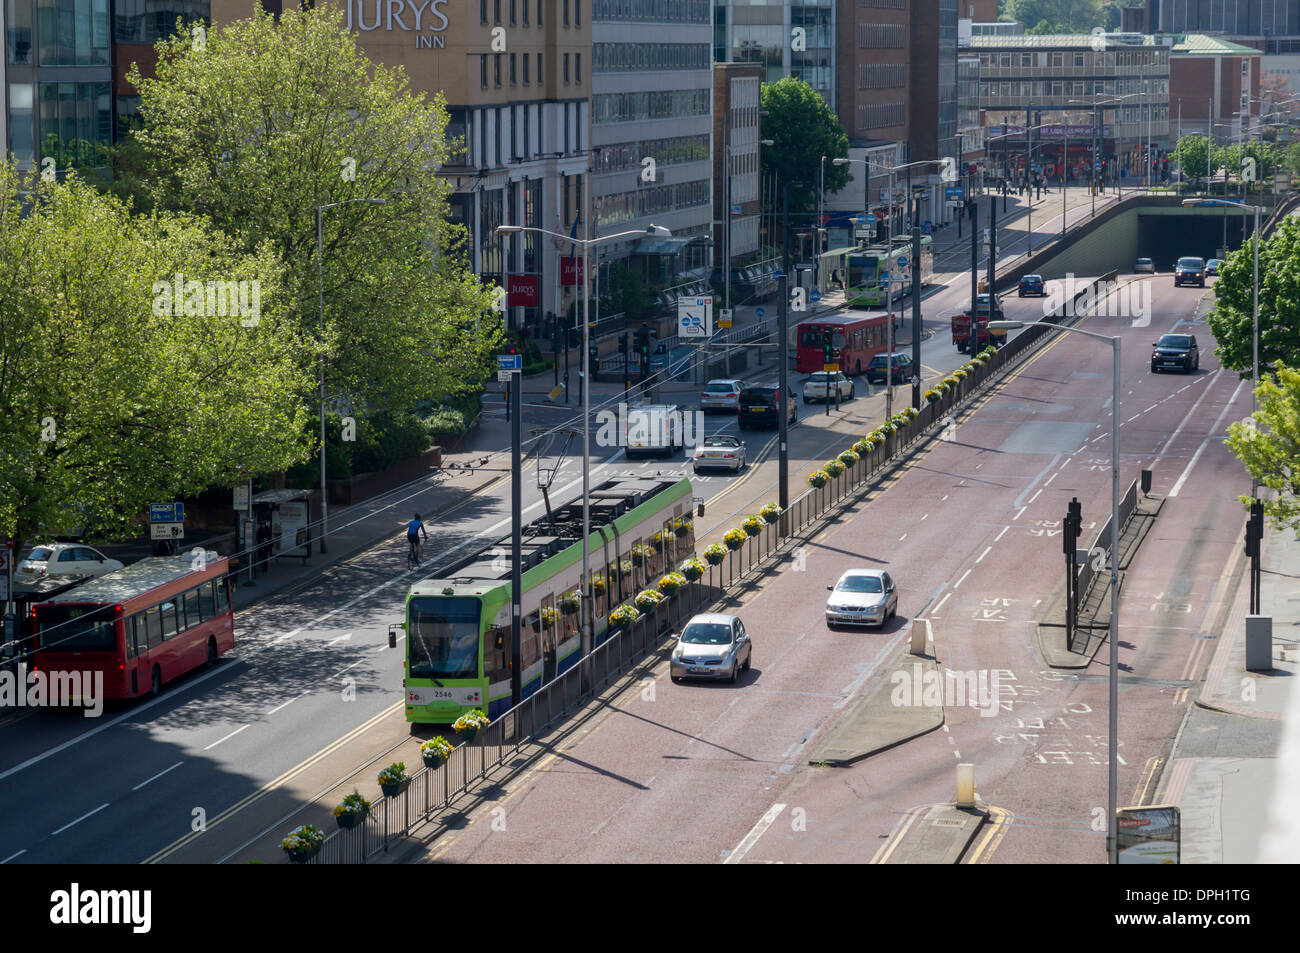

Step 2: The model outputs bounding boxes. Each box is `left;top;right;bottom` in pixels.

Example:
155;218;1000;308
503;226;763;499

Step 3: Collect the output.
496;222;671;663
991;317;1121;864
316;197;387;554
1183;198;1260;500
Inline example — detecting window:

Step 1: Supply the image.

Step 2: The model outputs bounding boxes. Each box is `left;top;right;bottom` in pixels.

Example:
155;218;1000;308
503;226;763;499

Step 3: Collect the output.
564;0;569;26
495;53;502;87
36;0;110;66
197;581;216;620
576;0;580;25
184;588;202;629
143;606;162;649
563;52;569;84
523;0;528;24
537;0;542;25
510;0;516;24
215;577;230;616
538;52;543;80
125;616;138;657
159;600;179;640
576;52;581;83
481;0;487;22
523;52;530;85
494;0;500;23
481;54;488;88
510;52;517;85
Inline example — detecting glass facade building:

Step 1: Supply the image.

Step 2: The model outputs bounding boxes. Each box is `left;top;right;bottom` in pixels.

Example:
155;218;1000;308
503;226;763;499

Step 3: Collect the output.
715;1;835;109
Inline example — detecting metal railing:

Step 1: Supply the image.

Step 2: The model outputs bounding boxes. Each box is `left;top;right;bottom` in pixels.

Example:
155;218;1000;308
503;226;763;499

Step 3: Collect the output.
302;268;1124;863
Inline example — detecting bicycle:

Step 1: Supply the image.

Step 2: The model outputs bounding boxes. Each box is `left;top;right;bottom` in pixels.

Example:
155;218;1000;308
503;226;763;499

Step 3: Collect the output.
407;536;422;570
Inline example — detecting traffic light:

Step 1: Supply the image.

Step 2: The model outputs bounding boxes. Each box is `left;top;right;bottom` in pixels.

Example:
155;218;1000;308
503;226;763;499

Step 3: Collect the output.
1064;497;1082;555
1245;500;1264;558
619;333;629;356
636;325;652;357
822;328;833;363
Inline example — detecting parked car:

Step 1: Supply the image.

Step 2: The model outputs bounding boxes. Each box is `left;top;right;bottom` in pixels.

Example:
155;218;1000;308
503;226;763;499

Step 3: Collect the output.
738;382;797;430
14;543;125;592
691;434;746;473
1018;274;1046;296
803;371;855;403
1173;256;1206;287
1151;334;1199;374
825;569;898;629
1205;258;1222;276
1135;257;1155;273
866;352;914;385
670;613;752;684
700;378;745;413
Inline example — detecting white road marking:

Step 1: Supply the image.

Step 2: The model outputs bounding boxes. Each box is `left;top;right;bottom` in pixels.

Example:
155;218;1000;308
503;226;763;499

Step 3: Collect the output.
1028;489;1043;503
203;724;250;751
1144;404;1157;413
1013;507;1027;520
921;513;929;521
975;546;993;564
132;761;183;791
953;569;972;589
932;592;952;614
331;659;365;679
941;495;949;501
0;850;27;864
1043;472;1057;487
1168;380;1247;498
725;803;787;865
266;692;310;716
994;525;1010;542
326;633;352;646
899;534;907;542
50;803;110;836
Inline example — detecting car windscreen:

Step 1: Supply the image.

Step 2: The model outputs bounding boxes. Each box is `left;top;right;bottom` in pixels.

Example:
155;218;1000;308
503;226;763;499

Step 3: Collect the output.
705;382;735;392
680;623;732;645
869;355;889;367
1177;258;1203;268
407;596;481;679
1158;335;1191;348
36;604;118;652
702;436;735;447
836;576;884;593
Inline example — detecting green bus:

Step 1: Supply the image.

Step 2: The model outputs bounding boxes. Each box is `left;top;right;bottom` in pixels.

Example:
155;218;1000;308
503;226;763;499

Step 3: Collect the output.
847;238;933;308
402;475;696;724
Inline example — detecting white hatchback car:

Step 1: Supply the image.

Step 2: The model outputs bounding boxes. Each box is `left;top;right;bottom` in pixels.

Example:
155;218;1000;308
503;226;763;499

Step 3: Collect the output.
803;371;855;404
670;613;752;683
825;569;898;628
14;543;125;592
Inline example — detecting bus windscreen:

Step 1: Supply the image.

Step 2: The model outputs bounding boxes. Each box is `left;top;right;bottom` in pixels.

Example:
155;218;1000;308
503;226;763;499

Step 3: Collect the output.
37;605;117;652
848;256;878;288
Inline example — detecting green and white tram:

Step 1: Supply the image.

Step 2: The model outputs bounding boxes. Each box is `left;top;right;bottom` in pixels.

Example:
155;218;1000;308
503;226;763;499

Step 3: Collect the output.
402;475;696;724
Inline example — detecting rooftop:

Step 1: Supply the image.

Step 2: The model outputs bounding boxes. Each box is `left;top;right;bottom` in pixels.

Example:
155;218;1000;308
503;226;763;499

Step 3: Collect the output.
1167;33;1261;56
969;33;1160;49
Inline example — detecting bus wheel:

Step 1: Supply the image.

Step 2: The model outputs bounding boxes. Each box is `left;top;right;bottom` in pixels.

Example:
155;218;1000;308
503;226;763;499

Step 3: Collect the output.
151;666;163;697
207;637;218;667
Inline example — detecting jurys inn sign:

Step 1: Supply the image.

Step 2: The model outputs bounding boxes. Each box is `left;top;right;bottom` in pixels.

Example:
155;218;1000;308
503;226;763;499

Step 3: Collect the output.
344;0;451;48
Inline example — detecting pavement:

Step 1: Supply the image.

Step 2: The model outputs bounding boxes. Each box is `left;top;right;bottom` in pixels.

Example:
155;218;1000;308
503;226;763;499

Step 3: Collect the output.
1153;516;1300;863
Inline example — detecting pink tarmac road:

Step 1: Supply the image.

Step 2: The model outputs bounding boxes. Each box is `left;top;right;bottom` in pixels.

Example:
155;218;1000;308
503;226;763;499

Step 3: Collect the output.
416;277;1252;864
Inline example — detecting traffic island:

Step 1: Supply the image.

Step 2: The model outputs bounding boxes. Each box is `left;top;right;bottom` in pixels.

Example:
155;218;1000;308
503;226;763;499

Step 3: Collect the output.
1034;487;1164;668
875;803;990;864
808;619;944;767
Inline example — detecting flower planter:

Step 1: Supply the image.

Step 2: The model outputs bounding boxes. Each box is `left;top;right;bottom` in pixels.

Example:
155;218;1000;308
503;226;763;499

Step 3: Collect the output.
380;779;410;798
336;812;365;830
421;750;448;769
287;843;321;863
458;728;478;744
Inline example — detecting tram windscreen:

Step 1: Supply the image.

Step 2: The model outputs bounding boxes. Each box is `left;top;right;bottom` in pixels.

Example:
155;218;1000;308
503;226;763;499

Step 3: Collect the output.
408;596;482;679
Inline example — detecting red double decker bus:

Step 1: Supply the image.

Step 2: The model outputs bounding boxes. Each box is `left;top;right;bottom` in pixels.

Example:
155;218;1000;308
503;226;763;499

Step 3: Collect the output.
32;554;234;700
793;313;892;375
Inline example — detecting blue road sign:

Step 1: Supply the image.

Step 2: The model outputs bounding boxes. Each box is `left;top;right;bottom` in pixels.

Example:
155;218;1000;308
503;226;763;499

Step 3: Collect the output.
853;213;867;225
810;290;822;302
149;503;184;523
756;307;766;318
866;213;877;225
897;256;908;269
498;353;523;372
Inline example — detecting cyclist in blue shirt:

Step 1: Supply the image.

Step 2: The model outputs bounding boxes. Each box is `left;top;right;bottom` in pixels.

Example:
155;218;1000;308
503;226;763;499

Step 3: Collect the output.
407;514;427;565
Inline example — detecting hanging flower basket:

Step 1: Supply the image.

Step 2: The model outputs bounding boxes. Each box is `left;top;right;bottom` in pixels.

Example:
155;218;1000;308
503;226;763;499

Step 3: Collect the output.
703;543;726;566
420;736;454;768
808;469;830;489
281;823;325;863
925;388;942;403
589;575;607;595
673;517;693;538
559;590;581;615
902;407;919;422
742;516;764;537
650;531;670;552
634;588;665;612
838;449;859;468
656;572;686;596
723;528;747;551
539;606;558;629
823;459;845;479
630;544;654;566
852;439;871;455
333;791;371;829
679;557;706;581
760;502;782;524
609;603;639;629
378;762;410;798
453;709;489;742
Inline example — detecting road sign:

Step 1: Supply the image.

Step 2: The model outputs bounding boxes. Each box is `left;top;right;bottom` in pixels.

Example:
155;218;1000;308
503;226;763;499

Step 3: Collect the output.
149;503;184;523
897;256;908;269
866;213;877;225
150;523;185;541
823;363;840;373
810;290;822;302
718;308;733;329
678;297;713;338
755;307;765;319
233;486;250;511
497;369;514;382
498;353;523;372
910;375;920;387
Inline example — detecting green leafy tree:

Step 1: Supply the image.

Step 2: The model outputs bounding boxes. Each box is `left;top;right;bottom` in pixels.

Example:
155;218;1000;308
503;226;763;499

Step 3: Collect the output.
125;5;500;417
1009;0;1103;32
0;165;316;546
760;77;850;214
1208;216;1300;375
1175;135;1210;184
1226;365;1300;528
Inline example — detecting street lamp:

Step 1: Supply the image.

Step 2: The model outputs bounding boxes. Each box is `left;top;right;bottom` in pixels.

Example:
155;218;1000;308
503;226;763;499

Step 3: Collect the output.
316;196;387;554
496;222;671;665
1183;198;1261;499
990;317;1122;864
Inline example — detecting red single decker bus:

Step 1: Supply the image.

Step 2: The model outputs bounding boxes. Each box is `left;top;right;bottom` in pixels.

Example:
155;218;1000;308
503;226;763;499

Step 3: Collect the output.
794;313;892;375
33;554;234;700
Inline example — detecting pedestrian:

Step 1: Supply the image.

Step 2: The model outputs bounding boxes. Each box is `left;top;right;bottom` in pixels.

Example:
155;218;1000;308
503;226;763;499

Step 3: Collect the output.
256;521;273;573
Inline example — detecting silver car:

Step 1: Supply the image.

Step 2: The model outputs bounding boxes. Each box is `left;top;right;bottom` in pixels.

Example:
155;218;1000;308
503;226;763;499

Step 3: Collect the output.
1135;258;1155;273
670;613;752;683
825;569;898;628
691;434;746;473
700;379;745;412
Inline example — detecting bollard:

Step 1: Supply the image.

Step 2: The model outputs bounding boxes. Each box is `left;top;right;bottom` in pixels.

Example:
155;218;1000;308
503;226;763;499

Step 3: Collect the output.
909;617;931;657
956;763;975;808
1245;615;1273;672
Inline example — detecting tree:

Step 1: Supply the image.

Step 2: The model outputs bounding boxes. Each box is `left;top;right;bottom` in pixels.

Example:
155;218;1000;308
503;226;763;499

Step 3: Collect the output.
1207;216;1300;375
1008;0;1103;32
1226;364;1300;529
0;165;316;546
760;77;850;214
1175;135;1210;184
125;6;500;416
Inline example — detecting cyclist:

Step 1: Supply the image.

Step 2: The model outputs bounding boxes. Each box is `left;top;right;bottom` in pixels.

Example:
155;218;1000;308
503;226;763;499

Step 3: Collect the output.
407;514;427;566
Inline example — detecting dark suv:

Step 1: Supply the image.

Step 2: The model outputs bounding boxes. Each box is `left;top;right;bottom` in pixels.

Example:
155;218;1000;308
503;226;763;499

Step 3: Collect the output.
1018;274;1046;297
867;352;914;385
1151;334;1199;374
738;382;798;430
1173;257;1206;288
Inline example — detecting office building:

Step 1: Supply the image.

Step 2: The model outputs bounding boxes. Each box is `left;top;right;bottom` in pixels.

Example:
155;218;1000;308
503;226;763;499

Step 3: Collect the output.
712;61;761;270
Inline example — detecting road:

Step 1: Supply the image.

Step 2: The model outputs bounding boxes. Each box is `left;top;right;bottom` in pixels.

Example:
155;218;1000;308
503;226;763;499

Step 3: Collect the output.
399;271;1251;864
0;185;1135;864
